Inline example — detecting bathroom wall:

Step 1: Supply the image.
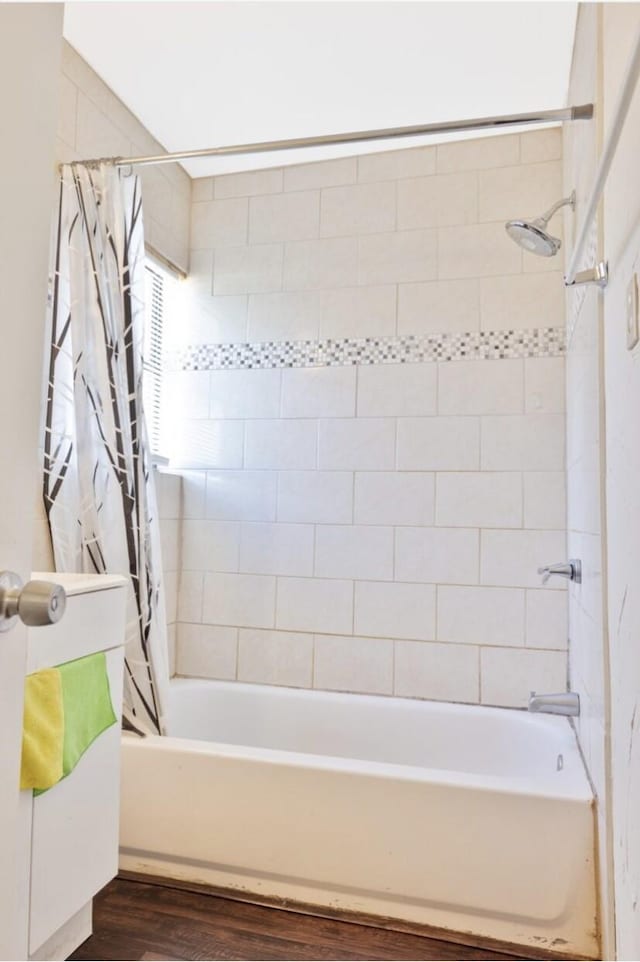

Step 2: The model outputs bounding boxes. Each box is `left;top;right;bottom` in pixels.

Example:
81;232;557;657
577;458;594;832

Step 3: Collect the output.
563;5;613;955
600;4;640;958
167;129;569;708
33;42;191;609
55;41;190;271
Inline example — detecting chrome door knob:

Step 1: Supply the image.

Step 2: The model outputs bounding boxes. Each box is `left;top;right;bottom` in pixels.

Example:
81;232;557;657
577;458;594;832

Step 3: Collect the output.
0;571;66;632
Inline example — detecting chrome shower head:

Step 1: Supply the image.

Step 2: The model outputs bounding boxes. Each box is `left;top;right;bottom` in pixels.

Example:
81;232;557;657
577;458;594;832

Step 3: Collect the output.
505;191;575;257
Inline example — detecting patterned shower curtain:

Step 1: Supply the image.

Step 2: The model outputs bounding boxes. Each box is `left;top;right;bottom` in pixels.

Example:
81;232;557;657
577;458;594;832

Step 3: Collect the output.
43;163;168;735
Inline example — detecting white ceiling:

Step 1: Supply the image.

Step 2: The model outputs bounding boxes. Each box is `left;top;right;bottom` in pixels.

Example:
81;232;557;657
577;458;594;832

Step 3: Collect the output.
63;1;578;179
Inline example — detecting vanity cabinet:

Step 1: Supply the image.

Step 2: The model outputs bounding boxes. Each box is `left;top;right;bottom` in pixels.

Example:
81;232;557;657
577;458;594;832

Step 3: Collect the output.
25;573;127;961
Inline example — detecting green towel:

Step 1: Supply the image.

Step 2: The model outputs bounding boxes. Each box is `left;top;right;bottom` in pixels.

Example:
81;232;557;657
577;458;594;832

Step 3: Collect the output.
32;651;117;795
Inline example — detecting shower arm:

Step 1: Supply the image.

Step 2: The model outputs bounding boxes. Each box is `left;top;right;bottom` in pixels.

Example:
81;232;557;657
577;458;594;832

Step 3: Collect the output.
539;192;576;225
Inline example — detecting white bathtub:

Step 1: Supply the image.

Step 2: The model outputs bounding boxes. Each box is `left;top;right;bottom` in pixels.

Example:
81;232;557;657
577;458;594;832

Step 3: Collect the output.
120;679;598;958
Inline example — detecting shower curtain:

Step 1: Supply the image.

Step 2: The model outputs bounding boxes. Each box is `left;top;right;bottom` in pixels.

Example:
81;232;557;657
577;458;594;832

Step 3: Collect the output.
42;163;168;735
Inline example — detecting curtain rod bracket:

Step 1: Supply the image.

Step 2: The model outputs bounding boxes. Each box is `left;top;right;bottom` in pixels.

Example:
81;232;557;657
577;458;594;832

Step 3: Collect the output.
564;261;609;289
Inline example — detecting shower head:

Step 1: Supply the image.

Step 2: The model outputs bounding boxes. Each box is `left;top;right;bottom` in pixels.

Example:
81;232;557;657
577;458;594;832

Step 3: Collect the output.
505;191;576;257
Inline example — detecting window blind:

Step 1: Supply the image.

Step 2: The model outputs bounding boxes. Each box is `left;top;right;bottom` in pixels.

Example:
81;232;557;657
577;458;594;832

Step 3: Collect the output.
143;262;165;457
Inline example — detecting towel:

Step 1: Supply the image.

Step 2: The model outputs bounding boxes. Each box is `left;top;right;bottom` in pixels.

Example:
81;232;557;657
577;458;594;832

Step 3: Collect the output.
20;651;117;794
20;668;64;791
58;651;117;777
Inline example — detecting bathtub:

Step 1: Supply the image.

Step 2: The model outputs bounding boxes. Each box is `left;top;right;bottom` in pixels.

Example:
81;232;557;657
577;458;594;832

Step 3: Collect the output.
119;679;598;958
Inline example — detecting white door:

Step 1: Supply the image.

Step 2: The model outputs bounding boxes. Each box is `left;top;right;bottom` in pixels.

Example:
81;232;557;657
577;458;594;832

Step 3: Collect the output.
0;5;63;958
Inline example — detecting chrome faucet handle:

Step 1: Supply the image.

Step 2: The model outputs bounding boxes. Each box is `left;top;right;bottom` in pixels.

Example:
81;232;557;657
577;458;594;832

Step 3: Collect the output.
537;560;582;585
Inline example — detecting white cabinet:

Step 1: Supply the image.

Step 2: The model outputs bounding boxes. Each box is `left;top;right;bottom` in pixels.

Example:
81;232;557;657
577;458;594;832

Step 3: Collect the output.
25;573;127;961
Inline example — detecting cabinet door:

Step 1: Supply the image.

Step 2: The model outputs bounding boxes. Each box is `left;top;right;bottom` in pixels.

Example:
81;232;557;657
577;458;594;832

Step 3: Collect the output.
29;648;124;955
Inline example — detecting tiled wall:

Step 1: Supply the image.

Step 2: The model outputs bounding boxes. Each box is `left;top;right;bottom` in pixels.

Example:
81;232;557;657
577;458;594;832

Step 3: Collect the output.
563;5;613;955
167;128;569;708
55;41;190;272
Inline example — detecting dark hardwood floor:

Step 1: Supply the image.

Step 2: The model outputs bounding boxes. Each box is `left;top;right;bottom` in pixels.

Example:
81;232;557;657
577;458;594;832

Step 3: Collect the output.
69;877;537;962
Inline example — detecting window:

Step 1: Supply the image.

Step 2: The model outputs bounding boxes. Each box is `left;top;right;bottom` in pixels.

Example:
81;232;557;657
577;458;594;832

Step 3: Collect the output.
142;259;168;459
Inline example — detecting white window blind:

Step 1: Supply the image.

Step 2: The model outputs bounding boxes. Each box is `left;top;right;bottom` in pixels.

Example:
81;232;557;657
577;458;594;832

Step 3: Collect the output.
142;262;166;457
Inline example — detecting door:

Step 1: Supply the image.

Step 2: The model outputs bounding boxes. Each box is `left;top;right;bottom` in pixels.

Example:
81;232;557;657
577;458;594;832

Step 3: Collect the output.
0;5;63;958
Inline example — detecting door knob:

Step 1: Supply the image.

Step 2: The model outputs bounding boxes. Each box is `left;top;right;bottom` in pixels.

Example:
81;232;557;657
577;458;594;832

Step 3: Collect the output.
0;571;66;632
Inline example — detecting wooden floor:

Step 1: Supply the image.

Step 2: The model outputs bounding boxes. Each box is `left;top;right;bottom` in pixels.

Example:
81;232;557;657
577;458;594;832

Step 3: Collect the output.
69;877;535;962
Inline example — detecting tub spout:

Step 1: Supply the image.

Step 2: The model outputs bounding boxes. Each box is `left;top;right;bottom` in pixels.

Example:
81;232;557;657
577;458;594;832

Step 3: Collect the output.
528;692;580;716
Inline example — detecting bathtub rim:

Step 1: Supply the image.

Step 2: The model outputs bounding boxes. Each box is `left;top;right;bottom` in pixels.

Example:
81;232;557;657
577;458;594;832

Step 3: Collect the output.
122;727;593;803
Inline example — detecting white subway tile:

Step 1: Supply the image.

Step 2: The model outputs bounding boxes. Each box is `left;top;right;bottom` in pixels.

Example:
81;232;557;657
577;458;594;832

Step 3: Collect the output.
357;363;437;417
277;471;353;524
245;419;317;470
358;229;437;285
479;272;565;331
481;414;565;470
249;191;320;243
215;167;283;199
283;237;358;290
478;161;562;223
171;420;244;469
481;647;567;707
202;572;276;628
354;472;434;526
320;182;396;237
191;177;214;202
395;640;479;702
397;417;480;470
75;91;130;158
284;157;357;191
354;581;436;641
239;522;314;576
182;520;240;572
398;279;480;335
524;472;566;529
520;129;562;164
320;285;397;339
177;571;204;622
276;577;353;634
247;290;322;342
213;243;283;295
155;471;181;520
315;525;394;581
180;290;248;345
206;470;277;522
314;635;393;695
397;172;478;229
160;519;180;571
176;624;238;680
526;590;568;649
525;357;566;414
318;418;396;470
238;628;313;687
209;369;281;419
481;529;567;589
436;134;520;173
182;471;207;519
190;198;248;248
357;146;436;183
281;367;356;418
395;527;479;584
438;223;522;279
164;570;178;623
164;371;210;420
167;623;177;676
436;472;522;528
438;359;523;416
437;585;525;646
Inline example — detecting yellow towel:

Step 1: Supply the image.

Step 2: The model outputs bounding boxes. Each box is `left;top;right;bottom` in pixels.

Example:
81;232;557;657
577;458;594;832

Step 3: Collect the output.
20;669;64;791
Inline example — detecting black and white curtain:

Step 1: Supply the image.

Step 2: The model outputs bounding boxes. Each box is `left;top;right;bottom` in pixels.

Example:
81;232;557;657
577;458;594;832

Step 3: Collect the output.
43;163;168;735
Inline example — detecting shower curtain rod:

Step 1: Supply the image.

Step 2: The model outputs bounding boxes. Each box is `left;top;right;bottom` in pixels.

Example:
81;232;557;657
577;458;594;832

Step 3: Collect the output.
74;104;594;170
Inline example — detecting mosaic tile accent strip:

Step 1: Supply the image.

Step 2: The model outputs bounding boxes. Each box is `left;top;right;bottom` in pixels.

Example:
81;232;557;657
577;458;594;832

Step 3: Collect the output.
175;326;566;372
